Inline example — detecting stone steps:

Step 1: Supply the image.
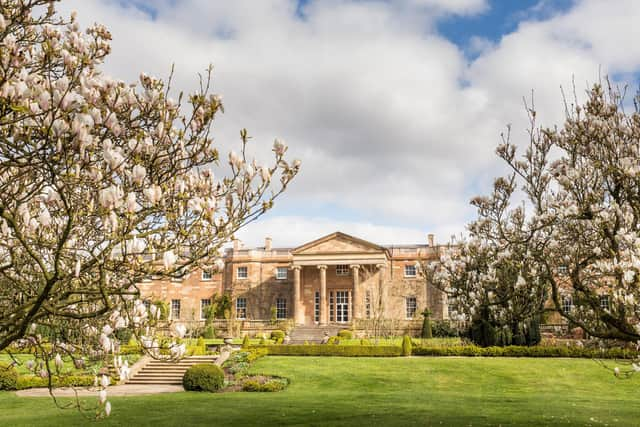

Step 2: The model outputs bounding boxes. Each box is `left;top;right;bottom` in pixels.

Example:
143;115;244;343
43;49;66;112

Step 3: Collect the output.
126;356;218;385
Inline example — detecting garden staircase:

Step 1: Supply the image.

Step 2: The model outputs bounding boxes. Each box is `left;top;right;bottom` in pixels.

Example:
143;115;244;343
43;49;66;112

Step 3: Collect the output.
288;326;341;344
126;355;218;385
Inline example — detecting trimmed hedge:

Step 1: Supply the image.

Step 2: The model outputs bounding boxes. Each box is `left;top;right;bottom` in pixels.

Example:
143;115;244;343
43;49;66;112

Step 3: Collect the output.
0;363;18;390
412;345;639;359
242;377;287;392
254;343;636;359
270;330;285;341
183;363;224;392
337;330;353;340
254;344;402;357
402;336;412;356
16;375;98;390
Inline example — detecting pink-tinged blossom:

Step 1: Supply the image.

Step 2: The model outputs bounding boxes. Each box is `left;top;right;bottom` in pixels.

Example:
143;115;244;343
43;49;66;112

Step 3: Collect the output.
273;138;287;155
144;184;162;205
163;250;177;270
132;165;146;186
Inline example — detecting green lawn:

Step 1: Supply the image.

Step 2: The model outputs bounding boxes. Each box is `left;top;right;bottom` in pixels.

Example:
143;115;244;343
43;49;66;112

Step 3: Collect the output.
1;356;637;426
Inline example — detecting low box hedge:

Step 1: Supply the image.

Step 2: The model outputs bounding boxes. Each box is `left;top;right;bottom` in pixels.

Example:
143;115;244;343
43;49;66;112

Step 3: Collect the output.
254;344;402;357
16;374;99;390
412;345;639;359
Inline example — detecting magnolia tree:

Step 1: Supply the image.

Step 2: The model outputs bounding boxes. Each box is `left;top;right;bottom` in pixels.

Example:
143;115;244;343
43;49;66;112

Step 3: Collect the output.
429;82;640;364
427;232;546;346
0;0;299;413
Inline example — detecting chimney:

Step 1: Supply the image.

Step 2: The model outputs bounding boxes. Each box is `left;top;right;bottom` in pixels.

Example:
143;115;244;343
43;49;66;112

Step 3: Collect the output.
233;239;240;251
265;237;272;251
427;234;434;247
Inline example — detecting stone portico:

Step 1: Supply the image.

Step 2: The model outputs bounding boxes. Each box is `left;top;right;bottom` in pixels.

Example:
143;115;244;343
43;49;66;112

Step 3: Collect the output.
291;232;390;326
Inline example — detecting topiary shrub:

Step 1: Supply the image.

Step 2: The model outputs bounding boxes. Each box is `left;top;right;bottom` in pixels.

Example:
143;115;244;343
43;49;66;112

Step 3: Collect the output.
0;363;18;390
242;334;250;348
421;309;433;339
337;330;353;340
402;335;412;356
270;330;285;341
469;317;496;347
203;325;215;339
183;364;224;392
114;327;133;343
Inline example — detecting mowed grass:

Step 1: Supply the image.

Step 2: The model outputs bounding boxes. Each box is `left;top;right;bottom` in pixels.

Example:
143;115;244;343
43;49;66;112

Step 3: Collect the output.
1;356;638;426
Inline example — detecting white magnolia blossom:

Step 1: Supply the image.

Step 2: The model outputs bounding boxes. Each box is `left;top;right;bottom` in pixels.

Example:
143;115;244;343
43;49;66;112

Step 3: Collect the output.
0;1;300;417
163;250;177;270
435;84;640;348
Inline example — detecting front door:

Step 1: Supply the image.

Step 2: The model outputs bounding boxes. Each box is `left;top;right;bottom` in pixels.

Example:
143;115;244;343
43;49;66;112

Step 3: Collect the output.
336;291;349;323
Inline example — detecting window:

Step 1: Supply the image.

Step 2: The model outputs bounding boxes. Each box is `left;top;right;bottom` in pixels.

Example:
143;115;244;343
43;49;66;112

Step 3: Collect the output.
200;299;211;320
276;267;288;280
562;296;573;313
405;296;417;319
314;291;320;323
143;300;151;312
365;291;371;319
236;297;247;319
329;291;334;322
276;298;287;320
201;270;212;280
171;299;181;320
237;266;248;280
558;265;568;275
599;295;610;311
336;265;350;276
404;264;417;278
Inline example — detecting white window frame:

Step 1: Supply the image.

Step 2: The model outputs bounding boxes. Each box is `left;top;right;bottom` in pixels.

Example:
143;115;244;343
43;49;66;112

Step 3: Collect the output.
200;299;211;320
405;296;417;319
237;266;248;280
562;296;573;313
276;298;287;320
276;267;288;280
365;291;371;319
404;264;417;278
236;297;247;320
599;295;610;311
171;299;181;320
558;265;569;275
336;264;350;276
201;270;212;280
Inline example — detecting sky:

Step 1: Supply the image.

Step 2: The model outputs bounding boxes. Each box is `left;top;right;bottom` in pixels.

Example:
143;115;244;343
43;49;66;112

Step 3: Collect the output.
60;0;640;248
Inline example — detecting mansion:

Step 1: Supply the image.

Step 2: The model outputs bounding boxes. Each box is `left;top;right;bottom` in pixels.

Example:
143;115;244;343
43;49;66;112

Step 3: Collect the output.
138;232;449;334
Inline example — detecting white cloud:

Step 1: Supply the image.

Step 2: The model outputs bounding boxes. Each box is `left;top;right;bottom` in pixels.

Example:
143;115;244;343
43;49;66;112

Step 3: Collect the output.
403;0;489;15
59;0;640;243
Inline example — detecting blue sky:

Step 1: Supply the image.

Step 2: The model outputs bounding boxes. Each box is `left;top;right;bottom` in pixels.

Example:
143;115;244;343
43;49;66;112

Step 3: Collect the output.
66;0;640;247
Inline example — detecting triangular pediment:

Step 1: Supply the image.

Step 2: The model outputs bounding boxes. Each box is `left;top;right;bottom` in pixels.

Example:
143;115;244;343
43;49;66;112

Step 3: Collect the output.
292;232;387;255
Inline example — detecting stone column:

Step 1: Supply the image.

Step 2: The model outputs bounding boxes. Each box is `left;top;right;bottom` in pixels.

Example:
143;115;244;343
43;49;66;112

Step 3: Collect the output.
376;263;386;319
293;265;302;325
350;264;360;320
318;265;328;325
